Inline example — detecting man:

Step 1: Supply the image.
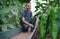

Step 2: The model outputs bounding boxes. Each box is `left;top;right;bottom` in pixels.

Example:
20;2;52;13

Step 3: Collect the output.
21;3;36;32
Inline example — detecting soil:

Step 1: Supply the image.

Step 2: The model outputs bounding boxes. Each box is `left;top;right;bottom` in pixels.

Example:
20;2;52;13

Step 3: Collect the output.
31;28;40;39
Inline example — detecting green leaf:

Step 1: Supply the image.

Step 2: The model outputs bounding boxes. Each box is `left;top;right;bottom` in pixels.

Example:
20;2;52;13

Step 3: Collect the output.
1;25;8;31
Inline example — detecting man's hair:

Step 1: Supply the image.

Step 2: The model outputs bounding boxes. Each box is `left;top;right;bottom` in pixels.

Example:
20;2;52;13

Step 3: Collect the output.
26;3;31;6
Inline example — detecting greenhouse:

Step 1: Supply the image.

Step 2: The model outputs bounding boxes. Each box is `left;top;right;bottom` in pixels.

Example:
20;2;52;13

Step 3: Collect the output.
0;0;60;39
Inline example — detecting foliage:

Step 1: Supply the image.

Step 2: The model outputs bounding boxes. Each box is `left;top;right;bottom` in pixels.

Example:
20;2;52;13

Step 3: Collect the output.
35;0;59;39
20;0;31;3
0;0;26;31
48;0;59;39
35;0;47;13
39;13;47;39
48;5;58;39
35;0;48;39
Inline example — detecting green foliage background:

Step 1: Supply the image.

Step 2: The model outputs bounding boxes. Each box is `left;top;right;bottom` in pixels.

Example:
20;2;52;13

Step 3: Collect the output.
0;0;26;31
35;0;60;39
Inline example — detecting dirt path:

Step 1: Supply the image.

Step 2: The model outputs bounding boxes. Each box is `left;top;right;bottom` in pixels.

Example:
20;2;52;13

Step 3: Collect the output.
10;32;32;39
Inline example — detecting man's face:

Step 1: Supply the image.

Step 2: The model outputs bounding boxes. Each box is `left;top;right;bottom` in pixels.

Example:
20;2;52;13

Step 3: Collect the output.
26;3;31;10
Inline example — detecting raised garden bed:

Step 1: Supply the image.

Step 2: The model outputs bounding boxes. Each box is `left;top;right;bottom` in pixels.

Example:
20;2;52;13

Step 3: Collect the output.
0;27;21;39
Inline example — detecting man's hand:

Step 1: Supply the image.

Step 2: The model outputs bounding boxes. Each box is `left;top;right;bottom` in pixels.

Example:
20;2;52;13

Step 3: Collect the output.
28;24;34;27
22;17;34;27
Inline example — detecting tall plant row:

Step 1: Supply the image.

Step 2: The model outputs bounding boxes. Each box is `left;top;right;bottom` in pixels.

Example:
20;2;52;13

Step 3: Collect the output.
48;5;58;39
35;0;59;39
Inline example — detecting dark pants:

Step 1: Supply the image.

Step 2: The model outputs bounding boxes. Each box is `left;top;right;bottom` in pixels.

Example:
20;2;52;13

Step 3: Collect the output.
22;17;36;32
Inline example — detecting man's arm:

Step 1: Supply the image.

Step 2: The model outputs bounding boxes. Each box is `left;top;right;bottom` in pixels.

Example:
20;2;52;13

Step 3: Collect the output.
22;17;33;27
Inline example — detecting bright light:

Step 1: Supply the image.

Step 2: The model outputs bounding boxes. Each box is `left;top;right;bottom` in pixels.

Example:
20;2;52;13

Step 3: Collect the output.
31;0;47;16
